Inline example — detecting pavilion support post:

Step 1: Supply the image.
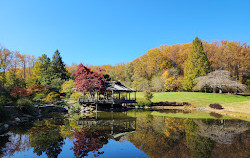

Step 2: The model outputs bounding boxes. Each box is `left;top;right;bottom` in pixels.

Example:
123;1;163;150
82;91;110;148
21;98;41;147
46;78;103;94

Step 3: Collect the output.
112;90;114;108
95;104;98;119
97;92;99;102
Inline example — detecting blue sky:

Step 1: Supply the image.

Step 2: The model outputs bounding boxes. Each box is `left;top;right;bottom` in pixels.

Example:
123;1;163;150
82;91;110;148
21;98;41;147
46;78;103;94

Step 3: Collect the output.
0;0;249;66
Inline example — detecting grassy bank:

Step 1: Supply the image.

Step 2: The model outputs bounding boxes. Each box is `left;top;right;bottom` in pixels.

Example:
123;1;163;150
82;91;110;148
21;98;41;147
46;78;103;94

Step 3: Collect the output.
151;111;232;119
137;92;250;114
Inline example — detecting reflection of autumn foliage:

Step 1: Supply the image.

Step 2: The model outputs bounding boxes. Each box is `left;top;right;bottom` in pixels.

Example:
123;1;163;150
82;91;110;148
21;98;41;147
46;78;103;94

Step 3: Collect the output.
3;134;30;157
72;129;108;158
126;115;185;158
183;119;214;158
164;117;184;138
60;120;82;140
28;119;64;158
0;135;10;157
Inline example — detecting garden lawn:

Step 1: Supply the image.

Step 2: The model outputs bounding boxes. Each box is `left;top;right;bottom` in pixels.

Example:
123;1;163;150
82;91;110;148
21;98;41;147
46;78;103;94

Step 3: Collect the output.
151;111;231;119
136;92;250;113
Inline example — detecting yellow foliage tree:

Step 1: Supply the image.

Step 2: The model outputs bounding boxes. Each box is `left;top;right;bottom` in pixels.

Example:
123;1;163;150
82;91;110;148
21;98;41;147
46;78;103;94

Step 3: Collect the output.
162;69;181;91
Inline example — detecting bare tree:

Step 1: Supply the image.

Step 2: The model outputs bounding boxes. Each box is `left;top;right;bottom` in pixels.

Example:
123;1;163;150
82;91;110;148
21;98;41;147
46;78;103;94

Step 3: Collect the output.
193;70;247;93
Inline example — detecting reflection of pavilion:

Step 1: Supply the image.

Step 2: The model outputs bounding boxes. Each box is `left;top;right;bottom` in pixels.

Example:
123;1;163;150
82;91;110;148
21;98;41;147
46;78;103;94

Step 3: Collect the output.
76;112;136;139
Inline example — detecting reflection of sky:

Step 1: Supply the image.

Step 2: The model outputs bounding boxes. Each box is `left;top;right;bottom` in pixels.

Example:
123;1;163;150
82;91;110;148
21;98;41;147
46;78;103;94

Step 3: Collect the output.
2;147;46;158
3;137;149;158
96;139;149;158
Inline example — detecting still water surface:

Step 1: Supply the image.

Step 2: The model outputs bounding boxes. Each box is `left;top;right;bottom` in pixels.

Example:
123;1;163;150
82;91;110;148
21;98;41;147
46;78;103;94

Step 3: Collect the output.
0;110;249;158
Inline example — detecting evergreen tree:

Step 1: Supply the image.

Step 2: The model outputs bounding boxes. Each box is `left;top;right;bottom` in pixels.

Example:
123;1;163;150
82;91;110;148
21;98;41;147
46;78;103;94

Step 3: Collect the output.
183;37;210;91
51;50;69;80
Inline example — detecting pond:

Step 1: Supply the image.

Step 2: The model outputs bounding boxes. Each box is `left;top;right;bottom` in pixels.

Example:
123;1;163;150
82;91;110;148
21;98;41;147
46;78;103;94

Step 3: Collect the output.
0;109;249;158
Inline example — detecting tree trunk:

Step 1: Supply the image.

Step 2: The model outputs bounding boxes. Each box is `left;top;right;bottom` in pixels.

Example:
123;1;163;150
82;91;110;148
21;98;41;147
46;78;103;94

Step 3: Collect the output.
213;88;216;93
219;89;222;94
23;61;26;79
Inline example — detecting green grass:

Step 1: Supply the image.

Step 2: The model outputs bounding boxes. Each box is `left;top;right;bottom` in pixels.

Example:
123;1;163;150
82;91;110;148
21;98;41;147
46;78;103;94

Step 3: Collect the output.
151;111;231;119
137;92;250;113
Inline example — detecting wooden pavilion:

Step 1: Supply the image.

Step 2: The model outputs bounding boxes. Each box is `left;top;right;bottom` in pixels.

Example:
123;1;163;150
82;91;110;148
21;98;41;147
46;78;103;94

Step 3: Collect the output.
79;81;136;107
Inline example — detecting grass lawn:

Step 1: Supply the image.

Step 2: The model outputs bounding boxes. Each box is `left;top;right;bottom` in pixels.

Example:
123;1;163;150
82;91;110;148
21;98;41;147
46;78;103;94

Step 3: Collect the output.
137;92;250;114
151;111;231;119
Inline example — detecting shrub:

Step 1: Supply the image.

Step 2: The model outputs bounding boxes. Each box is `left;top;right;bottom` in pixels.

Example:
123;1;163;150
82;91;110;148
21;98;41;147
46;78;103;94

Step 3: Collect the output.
16;98;35;114
71;103;81;112
28;84;51;94
66;93;71;98
70;92;83;100
0;94;12;106
46;92;60;103
143;90;154;102
135;98;151;107
0;87;12;106
33;93;47;102
10;88;32;98
0;107;11;122
61;79;76;94
209;104;224;110
209;112;222;118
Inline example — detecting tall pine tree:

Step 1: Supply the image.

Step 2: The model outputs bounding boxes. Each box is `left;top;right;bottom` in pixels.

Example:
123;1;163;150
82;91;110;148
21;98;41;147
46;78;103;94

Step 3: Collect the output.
51;50;69;80
183;37;210;91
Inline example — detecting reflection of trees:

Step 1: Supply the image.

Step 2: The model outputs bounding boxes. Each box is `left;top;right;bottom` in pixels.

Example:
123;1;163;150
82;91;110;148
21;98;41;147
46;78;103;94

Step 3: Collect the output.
28;119;64;158
184;119;214;158
195;119;249;144
4;134;30;157
60;120;81;140
1;111;249;158
211;131;250;158
0;135;9;157
72;129;108;158
194;119;250;158
164;117;184;138
0;124;32;157
126;112;217;158
126;114;186;158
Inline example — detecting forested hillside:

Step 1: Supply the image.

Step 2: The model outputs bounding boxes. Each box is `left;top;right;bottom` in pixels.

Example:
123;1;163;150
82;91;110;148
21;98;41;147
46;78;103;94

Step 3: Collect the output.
69;39;250;92
1;38;249;92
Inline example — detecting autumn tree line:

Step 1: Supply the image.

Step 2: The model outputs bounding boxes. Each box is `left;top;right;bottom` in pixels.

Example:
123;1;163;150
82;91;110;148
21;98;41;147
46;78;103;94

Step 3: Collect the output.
0;48;73;116
0;48;36;88
0;48;69;90
68;38;249;92
1;37;249;95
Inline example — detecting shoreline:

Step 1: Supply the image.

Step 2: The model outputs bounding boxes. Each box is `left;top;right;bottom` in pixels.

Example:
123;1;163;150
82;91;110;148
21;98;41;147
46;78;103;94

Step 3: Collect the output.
151;105;250;121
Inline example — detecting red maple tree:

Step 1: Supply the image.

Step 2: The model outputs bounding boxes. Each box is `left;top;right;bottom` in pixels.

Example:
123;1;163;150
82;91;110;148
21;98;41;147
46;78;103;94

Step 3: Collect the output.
72;129;108;158
10;87;32;98
73;63;106;93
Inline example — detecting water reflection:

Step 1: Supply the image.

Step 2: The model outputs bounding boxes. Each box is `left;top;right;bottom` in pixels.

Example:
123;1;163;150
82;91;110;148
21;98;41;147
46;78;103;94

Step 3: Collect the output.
126;110;250;158
0;110;249;158
72;129;108;157
28;119;64;158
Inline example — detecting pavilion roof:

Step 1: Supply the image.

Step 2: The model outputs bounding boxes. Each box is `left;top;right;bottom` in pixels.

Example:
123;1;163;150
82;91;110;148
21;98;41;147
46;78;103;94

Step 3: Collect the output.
105;81;136;92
